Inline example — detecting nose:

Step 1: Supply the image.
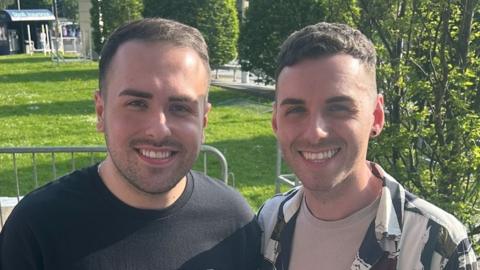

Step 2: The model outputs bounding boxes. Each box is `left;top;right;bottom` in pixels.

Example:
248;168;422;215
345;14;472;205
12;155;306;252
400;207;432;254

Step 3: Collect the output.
303;114;328;143
144;110;172;139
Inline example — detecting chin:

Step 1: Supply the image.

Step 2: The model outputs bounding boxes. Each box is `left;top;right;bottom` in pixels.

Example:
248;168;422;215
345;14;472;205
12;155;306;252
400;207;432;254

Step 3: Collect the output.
300;178;342;192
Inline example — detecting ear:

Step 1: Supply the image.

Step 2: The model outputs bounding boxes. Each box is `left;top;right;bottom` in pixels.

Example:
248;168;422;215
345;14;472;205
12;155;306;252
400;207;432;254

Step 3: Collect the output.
203;102;211;128
371;94;385;137
271;102;278;135
201;102;211;143
94;91;105;133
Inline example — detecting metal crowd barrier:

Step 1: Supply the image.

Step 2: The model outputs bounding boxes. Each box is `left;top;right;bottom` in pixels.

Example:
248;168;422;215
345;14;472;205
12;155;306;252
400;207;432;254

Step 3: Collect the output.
0;145;228;228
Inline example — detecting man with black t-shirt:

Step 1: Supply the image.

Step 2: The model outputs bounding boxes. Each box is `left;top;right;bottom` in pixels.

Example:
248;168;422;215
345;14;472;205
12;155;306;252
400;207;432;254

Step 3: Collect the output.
0;18;261;270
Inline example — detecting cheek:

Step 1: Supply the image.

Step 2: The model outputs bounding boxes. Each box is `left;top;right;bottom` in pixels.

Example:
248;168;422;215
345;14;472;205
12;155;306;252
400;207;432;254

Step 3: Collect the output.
277;119;308;142
171;118;204;136
105;110;143;135
342;122;371;144
275;123;299;143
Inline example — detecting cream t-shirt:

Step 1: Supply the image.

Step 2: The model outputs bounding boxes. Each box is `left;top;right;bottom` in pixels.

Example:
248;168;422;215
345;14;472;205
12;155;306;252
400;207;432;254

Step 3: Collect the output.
288;196;379;270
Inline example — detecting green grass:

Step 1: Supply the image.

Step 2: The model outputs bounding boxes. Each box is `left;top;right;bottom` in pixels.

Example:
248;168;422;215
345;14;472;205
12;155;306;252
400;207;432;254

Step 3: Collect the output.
0;54;287;210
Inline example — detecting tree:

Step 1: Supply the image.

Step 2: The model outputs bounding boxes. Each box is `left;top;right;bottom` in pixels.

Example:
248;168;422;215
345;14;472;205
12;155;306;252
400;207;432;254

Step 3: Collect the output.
196;0;239;68
1;0;15;9
7;0;51;9
143;0;196;24
58;0;79;22
238;0;356;84
90;0;101;54
101;0;143;40
8;0;51;9
353;0;480;252
90;0;143;55
143;0;239;68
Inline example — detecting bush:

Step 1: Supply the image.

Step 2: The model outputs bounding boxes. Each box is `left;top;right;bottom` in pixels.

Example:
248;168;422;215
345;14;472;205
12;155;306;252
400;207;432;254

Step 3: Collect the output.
143;0;239;68
90;0;143;55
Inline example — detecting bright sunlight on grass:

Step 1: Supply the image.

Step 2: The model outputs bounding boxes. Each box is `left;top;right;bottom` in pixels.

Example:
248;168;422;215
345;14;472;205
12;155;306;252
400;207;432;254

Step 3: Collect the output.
0;54;282;210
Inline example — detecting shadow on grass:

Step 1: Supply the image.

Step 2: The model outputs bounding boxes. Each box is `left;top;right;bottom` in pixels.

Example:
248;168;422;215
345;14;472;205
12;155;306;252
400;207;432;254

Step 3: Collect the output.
0;135;279;209
212;117;270;125
209;86;272;106
0;152;107;197
0;56;53;64
207;135;279;208
208;135;277;185
0;99;95;118
1;69;98;83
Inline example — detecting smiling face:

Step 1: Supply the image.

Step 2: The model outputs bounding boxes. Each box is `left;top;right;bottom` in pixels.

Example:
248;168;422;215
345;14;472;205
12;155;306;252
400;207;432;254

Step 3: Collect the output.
95;40;210;200
273;54;384;193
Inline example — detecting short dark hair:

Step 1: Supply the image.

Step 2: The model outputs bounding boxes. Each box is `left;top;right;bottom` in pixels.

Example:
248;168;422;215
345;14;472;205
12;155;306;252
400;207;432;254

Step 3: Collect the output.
276;22;376;81
98;18;210;94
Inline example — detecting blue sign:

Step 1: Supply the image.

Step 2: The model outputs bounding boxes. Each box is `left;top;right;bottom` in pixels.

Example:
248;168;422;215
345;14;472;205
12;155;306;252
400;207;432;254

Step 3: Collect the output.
1;9;55;22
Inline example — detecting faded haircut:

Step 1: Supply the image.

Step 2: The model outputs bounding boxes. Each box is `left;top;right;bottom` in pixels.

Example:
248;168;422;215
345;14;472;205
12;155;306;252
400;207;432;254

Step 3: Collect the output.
276;22;377;84
98;18;211;96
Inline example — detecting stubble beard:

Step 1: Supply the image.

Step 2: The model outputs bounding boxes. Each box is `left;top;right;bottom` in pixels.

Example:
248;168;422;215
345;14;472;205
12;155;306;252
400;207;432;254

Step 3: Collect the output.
104;133;198;196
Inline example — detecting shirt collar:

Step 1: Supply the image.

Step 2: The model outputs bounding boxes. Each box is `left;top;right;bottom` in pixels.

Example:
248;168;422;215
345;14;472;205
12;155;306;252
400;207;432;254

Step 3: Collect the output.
280;163;405;251
370;162;404;254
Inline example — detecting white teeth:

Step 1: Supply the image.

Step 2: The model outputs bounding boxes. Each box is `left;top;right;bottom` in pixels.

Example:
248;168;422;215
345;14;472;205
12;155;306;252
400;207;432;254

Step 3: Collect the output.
302;149;338;161
140;149;172;159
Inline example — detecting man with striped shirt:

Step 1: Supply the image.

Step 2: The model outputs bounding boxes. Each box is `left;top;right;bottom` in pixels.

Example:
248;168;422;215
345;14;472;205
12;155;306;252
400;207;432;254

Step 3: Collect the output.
258;22;477;270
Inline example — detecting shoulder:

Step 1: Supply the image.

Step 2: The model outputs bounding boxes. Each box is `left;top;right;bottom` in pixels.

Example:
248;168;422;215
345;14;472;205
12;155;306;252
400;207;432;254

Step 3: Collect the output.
190;170;243;200
257;187;302;245
382;172;475;262
255;187;302;261
378;165;469;242
258;187;302;226
404;193;469;244
0;165;98;265
257;194;286;229
5;165;97;224
380;167;469;244
402;193;478;265
189;170;254;220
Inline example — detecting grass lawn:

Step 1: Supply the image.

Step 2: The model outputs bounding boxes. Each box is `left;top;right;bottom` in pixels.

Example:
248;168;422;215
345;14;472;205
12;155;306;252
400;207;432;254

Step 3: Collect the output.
0;54;288;210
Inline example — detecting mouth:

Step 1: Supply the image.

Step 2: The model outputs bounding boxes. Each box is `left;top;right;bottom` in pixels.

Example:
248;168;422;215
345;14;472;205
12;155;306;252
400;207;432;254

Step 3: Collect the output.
139;149;176;159
300;148;340;162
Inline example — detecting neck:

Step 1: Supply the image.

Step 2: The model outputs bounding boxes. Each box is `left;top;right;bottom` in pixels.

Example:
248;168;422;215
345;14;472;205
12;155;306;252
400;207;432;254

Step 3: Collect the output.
98;159;187;210
303;162;381;221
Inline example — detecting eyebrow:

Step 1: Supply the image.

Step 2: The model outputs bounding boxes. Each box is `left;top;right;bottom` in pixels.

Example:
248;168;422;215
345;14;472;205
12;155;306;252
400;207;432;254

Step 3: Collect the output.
325;96;355;104
168;95;197;103
118;89;153;99
279;95;356;106
118;91;199;104
279;98;305;106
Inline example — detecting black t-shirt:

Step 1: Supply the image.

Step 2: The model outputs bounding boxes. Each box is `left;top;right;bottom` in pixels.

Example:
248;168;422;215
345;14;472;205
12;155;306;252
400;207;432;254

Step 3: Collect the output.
0;165;261;270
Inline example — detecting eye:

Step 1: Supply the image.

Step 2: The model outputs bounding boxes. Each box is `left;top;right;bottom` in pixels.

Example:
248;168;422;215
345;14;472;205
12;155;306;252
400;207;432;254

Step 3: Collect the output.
328;104;351;112
170;103;192;115
285;106;306;115
127;99;148;109
326;103;359;118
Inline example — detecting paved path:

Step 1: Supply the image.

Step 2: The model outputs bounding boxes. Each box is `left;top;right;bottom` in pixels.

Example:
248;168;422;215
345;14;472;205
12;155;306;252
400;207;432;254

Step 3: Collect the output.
211;79;275;99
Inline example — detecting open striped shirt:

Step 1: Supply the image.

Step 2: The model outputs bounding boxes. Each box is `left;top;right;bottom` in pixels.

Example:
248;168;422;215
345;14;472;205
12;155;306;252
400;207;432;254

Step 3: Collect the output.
258;162;478;270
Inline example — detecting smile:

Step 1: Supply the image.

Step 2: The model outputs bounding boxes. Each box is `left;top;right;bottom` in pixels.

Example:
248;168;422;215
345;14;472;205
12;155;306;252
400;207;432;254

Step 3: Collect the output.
139;149;174;159
301;148;339;162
